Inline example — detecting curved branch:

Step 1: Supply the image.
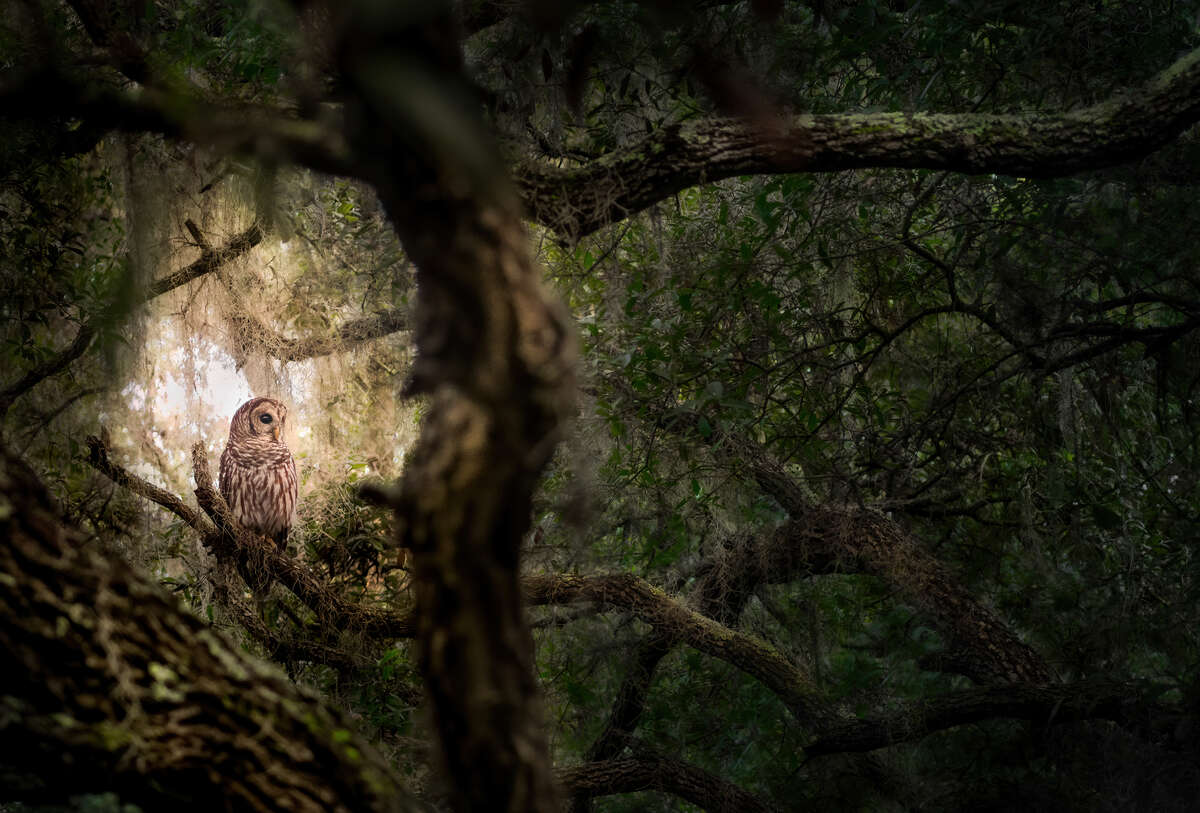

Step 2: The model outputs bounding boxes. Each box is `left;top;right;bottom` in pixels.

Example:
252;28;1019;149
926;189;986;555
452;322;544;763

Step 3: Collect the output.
525;572;826;724
649;414;1054;687
558;753;782;813
517;46;1200;235
0;323;96;415
746;458;1054;686
86;435;215;535
804;681;1180;758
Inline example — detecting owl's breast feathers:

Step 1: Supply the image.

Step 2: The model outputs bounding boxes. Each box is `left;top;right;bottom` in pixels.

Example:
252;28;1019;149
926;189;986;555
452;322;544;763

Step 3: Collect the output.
218;436;298;544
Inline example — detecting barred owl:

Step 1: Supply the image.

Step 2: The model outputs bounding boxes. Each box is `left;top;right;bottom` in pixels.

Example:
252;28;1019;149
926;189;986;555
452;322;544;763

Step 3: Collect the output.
219;397;298;552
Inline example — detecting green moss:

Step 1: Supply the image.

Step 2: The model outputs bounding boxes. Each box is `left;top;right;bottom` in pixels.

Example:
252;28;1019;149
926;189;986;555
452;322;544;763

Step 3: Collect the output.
95;720;134;751
149;662;185;703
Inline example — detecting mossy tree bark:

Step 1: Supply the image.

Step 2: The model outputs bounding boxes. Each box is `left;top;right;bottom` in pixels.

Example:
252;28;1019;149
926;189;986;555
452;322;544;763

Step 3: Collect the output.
515;45;1200;236
333;9;576;812
0;453;420;812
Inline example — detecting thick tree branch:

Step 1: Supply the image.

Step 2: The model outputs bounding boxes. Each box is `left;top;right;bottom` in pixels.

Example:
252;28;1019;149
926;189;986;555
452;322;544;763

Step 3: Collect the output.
557;753;782;813
517;46;1200;235
804;681;1183;757
0;449;419;812
645;407;1053;687
623;390;1051;686
741;453;1054;686
1;68;356;179
525;572;827;724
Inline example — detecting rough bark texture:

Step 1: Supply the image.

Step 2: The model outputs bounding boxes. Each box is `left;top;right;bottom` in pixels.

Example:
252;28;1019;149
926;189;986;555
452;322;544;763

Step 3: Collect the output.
557;754;782;813
745;457;1053;685
525;572;824;724
0;452;418;812
379;202;574;812
516;46;1200;236
804;682;1184;757
331;9;577;810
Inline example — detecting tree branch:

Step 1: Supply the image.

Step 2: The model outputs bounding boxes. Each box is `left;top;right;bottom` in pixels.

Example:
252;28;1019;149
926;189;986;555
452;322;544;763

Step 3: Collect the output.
86;434;215;535
0;323;97;415
231;309;411;362
742;454;1054;686
557;752;781;813
804;681;1182;757
517;46;1200;235
0;447;420;812
190;444;416;639
524;572;827;724
645;410;1053;687
1;67;357;180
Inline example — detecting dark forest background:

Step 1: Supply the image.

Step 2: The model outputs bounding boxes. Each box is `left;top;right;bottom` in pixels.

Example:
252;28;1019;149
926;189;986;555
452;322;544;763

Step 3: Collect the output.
4;1;1200;811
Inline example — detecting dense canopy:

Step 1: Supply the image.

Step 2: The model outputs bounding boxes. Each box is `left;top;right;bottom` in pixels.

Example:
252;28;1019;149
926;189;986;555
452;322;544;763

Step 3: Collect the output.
3;1;1200;811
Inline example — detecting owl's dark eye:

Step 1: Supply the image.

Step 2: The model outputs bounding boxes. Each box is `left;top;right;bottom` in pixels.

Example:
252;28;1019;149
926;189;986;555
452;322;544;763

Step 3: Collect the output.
259;414;273;424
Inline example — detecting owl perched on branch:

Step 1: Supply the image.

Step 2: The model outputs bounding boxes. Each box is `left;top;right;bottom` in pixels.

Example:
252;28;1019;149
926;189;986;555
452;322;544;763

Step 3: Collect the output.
219;397;298;552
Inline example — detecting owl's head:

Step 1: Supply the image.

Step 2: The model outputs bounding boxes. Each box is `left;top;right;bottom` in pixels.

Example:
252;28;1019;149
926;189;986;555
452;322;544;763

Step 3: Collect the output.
230;397;288;442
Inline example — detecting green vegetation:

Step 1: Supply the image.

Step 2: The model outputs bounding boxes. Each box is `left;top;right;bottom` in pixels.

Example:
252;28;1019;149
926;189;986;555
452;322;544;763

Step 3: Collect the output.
3;1;1200;811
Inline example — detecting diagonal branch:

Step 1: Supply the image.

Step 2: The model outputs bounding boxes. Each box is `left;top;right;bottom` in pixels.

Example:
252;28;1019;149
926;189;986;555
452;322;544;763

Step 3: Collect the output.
0;220;263;414
86;435;214;535
524;572;827;725
734;443;1053;686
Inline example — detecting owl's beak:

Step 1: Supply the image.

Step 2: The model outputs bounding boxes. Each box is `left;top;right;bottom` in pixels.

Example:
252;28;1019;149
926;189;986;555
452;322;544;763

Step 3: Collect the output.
272;426;280;442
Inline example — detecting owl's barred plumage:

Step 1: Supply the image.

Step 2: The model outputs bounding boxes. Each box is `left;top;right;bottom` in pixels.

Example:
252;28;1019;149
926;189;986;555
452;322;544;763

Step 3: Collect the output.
219;397;298;552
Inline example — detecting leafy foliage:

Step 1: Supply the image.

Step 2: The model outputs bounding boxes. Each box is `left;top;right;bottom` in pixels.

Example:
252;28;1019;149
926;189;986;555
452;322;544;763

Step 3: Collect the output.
4;1;1200;811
